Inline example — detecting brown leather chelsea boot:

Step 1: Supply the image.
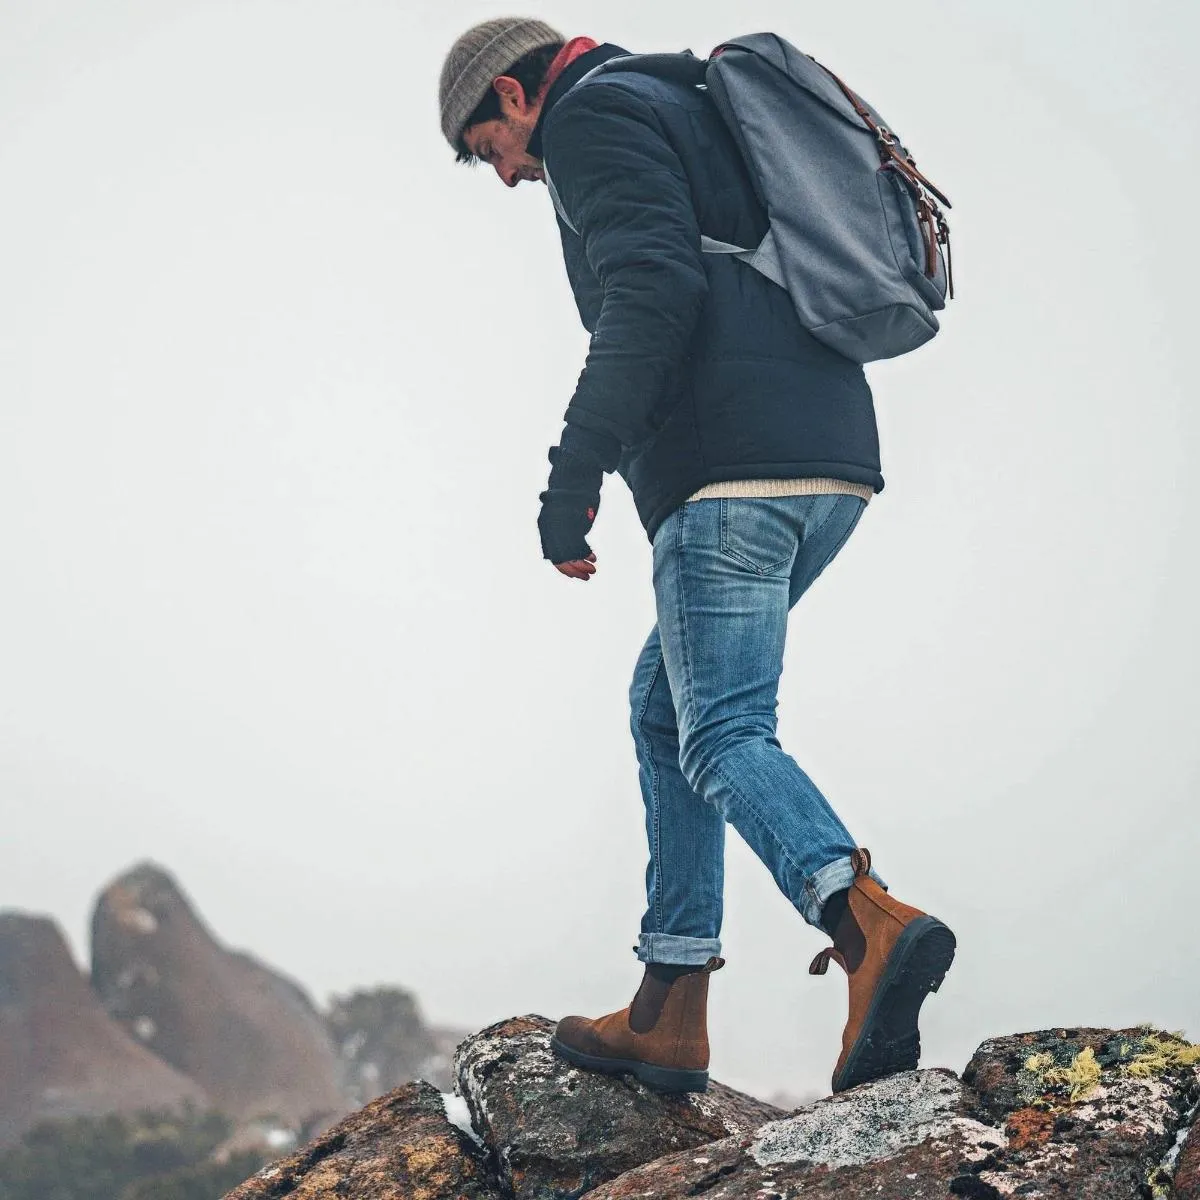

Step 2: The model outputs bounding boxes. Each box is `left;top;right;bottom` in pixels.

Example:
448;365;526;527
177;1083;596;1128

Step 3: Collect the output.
810;849;955;1093
550;956;725;1092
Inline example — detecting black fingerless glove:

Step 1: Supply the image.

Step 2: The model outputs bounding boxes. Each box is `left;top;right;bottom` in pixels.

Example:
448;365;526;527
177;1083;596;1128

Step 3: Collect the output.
536;426;621;564
537;482;599;564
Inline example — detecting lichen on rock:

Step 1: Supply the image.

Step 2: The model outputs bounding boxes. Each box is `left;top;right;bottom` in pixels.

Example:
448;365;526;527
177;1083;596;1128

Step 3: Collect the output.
1042;1044;1102;1101
215;1022;1200;1200
222;1080;499;1200
964;1026;1200;1197
452;1014;784;1199
749;1069;999;1171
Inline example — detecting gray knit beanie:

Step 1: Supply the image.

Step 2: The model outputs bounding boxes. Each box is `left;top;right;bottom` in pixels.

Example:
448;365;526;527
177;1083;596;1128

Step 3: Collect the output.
439;18;565;149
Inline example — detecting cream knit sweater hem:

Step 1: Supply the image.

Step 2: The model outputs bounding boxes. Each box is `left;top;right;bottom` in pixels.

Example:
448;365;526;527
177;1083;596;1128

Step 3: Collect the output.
685;478;875;502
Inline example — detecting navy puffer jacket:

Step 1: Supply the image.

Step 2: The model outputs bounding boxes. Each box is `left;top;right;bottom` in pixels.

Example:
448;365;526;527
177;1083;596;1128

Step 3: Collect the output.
533;44;884;543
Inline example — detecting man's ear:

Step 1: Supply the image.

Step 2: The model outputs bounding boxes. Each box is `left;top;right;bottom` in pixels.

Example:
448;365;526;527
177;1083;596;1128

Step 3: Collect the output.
493;75;529;114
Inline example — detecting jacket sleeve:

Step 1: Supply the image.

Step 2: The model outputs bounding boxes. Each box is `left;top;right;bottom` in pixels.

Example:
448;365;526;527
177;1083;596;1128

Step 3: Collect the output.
543;82;709;453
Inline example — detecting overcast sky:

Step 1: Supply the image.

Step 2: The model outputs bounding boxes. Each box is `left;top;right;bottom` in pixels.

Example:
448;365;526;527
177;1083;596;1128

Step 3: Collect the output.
2;0;1198;1100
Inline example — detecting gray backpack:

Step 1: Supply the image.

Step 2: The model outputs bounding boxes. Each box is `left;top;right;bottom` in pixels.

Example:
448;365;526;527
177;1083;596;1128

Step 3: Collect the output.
551;33;954;363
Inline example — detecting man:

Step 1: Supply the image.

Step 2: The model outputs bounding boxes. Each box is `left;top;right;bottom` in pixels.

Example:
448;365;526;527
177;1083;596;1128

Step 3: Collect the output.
438;19;955;1095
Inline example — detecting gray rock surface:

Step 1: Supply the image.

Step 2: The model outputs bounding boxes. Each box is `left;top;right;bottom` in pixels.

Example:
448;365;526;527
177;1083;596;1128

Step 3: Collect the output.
0;912;205;1147
453;1014;785;1199
961;1026;1200;1198
1176;1117;1200;1199
585;1068;1003;1199
593;1026;1200;1198
220;1019;1200;1200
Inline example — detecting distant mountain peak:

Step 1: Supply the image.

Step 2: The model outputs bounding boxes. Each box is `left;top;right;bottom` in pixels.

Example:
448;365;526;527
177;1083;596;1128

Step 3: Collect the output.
0;912;205;1148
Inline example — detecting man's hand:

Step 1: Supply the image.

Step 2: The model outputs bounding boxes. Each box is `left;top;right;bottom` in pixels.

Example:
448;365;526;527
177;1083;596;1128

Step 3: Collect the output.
537;482;599;565
555;552;598;581
538;428;619;573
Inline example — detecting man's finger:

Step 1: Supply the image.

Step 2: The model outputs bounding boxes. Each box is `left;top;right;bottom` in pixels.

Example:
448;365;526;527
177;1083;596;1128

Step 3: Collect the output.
554;559;597;579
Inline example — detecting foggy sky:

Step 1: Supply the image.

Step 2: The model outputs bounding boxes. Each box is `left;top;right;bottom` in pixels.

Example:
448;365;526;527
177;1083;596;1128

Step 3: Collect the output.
1;0;1197;1098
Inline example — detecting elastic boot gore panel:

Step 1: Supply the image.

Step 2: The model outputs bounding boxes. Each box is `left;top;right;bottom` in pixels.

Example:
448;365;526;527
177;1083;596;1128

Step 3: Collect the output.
550;956;724;1093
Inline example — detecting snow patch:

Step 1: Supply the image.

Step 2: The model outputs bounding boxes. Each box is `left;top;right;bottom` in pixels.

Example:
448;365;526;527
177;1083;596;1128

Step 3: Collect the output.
1161;1119;1193;1174
116;964;159;990
442;1092;484;1148
265;1127;297;1151
118;907;158;934
1157;1065;1200;1177
454;1022;561;1146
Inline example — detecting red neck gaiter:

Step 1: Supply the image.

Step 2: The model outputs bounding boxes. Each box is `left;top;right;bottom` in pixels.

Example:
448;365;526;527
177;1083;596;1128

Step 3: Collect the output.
540;36;601;98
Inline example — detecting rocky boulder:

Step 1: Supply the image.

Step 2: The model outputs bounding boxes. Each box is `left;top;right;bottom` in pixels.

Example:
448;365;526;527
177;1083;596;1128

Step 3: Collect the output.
224;1080;500;1200
326;986;467;1099
224;1020;1200;1200
454;1015;784;1199
590;1025;1200;1199
584;1068;1003;1198
91;863;347;1133
961;1026;1200;1197
0;912;205;1147
1175;1120;1200;1198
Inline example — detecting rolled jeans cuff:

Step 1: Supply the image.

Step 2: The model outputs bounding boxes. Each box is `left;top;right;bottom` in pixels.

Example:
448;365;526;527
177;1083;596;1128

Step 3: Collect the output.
801;856;888;928
635;933;722;966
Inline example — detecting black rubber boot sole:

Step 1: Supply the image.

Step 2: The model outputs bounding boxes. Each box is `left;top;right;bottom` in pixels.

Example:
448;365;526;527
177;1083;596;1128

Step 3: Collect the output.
550;1035;709;1093
831;915;956;1093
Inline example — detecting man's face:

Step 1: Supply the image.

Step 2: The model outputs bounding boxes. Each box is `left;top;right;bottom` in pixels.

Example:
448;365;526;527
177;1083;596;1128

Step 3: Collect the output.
462;77;545;189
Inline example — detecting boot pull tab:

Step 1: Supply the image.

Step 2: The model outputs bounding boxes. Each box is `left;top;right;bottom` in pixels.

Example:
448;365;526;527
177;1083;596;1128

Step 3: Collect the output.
851;848;872;878
809;947;848;976
703;956;726;973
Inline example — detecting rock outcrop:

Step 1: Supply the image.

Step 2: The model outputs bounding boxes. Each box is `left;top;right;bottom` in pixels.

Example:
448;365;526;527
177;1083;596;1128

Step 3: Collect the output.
590;1025;1200;1198
224;1081;500;1200
1176;1121;1200;1196
961;1027;1200;1197
455;1015;784;1199
0;912;205;1147
91;863;347;1132
224;1020;1200;1200
326;986;467;1099
584;1068;1002;1198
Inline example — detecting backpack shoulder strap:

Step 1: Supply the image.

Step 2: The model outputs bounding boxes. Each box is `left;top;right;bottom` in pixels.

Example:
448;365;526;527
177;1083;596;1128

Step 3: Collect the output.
590;51;708;87
543;48;777;276
542;52;704;235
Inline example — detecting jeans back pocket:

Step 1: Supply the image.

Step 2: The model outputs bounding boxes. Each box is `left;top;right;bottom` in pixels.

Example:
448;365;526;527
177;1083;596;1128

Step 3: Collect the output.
718;498;798;576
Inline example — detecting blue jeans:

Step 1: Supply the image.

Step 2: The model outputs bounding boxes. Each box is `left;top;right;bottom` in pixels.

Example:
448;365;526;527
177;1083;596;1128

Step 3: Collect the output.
630;493;883;966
